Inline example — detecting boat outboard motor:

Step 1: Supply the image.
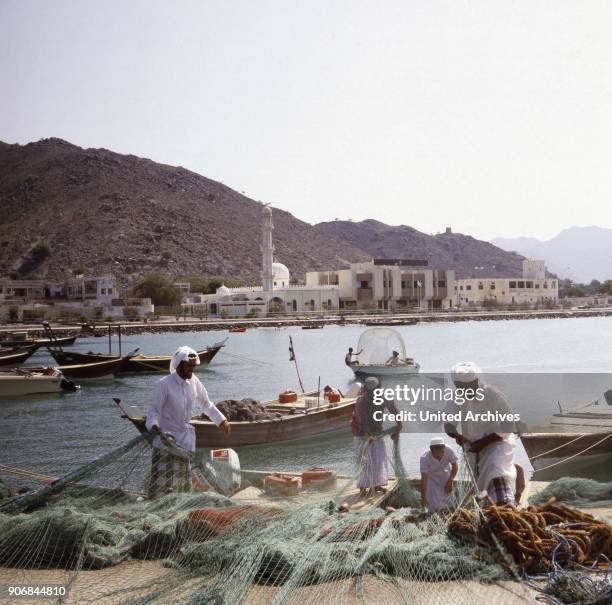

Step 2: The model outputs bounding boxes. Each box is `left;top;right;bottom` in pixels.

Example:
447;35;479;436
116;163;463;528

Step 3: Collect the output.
60;377;79;392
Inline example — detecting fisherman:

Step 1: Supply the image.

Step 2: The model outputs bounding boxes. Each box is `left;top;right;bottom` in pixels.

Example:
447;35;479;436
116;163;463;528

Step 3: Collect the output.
444;361;518;506
385;350;401;366
352;376;402;497
145;346;231;498
345;347;362;367
419;437;458;512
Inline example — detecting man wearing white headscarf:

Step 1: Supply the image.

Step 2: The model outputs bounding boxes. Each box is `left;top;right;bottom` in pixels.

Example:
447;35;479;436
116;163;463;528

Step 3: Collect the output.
419;437;458;512
145;346;230;498
444;362;518;506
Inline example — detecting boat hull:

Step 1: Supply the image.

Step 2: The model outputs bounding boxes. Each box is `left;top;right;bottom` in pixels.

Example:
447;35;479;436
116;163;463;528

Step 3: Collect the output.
351;364;420;377
2;335;77;348
0;346;38;366
522;431;612;480
57;358;128;379
0;374;65;396
127;399;357;448
49;346;224;372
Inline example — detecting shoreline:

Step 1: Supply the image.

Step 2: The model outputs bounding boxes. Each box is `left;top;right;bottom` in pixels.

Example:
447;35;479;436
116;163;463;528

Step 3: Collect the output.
1;307;611;337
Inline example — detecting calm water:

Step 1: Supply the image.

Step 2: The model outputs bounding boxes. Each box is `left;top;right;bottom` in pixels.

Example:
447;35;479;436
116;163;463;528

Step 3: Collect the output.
2;316;612;483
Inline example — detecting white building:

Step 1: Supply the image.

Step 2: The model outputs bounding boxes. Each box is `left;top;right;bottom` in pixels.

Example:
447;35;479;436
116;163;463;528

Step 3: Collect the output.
306;260;455;311
454;260;558;307
183;206;340;317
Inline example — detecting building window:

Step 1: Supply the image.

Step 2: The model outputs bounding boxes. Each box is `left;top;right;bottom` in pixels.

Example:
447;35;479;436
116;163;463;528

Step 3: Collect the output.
459;285;463;290
526;281;533;288
535;284;540;289
490;283;495;290
360;281;368;289
401;281;407;288
509;281;517;288
518;281;525;288
466;285;471;291
438;280;445;287
543;282;548;289
478;283;484;290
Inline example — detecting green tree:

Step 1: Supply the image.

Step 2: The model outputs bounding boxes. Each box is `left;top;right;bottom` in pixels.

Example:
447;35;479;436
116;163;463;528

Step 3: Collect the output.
132;273;181;306
32;241;52;259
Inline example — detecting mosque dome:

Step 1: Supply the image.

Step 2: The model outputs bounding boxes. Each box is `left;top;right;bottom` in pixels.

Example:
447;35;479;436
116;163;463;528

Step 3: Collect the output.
272;262;290;280
215;284;231;297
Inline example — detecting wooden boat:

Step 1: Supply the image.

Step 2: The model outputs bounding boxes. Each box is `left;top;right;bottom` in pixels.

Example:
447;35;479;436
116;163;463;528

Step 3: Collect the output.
522;391;612;479
301;324;324;330
364;319;417;327
56;357;131;379
0;345;38;366
48;339;228;373
119;389;359;448
229;327;247;333
0;334;77;348
0;367;78;396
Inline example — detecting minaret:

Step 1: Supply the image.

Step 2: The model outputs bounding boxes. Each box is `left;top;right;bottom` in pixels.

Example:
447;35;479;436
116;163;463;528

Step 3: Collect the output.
261;204;274;293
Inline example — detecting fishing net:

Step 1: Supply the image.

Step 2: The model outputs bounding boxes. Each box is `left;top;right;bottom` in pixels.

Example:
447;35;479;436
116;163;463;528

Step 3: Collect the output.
528;478;612;509
0;427;600;605
355;328;407;366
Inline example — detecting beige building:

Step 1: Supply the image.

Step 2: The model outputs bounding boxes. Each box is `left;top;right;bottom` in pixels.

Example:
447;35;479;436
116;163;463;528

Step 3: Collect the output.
454;260;558;307
306;259;455;311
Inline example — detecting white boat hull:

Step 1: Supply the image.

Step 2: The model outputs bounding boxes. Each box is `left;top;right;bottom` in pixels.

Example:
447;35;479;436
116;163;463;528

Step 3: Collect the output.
0;374;65;396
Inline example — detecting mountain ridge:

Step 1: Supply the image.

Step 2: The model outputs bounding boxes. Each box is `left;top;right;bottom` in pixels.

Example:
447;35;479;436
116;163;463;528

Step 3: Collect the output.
0;137;526;284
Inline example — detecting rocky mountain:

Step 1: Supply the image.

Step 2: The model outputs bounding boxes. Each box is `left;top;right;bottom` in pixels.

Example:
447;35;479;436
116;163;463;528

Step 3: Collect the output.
0;138;525;284
492;227;612;283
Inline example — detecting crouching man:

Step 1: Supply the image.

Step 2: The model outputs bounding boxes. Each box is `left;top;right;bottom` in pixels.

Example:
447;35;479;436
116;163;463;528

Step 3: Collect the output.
420;437;458;512
445;361;518;506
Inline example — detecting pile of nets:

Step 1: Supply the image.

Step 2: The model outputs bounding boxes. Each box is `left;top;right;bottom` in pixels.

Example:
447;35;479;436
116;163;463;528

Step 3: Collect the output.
211;398;282;422
448;499;612;575
0;429;609;605
529;477;612;509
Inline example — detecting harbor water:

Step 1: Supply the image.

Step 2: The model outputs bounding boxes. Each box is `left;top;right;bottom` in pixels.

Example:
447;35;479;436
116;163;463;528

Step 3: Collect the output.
2;316;612;483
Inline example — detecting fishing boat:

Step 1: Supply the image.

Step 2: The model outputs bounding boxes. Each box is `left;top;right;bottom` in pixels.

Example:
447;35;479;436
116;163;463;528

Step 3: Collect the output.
348;327;420;377
229;327;247;333
0;333;77;348
301;324;324;330
119;387;361;448
0;367;78;396
55;356;133;379
47;339;228;373
522;390;612;479
0;345;39;366
364;319;418;327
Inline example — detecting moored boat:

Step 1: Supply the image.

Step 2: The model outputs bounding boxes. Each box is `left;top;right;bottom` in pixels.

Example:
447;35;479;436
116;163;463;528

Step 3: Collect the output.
48;339;228;373
0;334;77;348
522;390;612;479
56;356;131;379
119;388;360;448
0;367;78;396
348;327;420;377
0;345;38;367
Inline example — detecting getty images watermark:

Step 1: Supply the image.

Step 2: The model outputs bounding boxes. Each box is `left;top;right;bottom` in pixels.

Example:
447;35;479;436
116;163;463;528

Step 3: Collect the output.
371;385;521;424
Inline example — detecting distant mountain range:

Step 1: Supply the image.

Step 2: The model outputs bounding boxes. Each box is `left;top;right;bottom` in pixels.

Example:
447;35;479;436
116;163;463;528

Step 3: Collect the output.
0;137;526;284
492;227;612;283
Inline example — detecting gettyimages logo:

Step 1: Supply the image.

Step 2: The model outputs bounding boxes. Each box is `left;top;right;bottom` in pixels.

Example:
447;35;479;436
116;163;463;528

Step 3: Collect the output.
372;385;486;406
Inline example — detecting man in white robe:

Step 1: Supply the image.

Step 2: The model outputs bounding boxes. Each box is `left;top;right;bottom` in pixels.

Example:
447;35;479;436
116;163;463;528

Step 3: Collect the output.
420;437;458;512
444;362;518;506
146;346;230;498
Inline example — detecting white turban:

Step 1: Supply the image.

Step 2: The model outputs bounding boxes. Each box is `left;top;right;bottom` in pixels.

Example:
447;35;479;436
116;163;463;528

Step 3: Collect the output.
169;346;200;373
430;437;445;447
451;361;482;384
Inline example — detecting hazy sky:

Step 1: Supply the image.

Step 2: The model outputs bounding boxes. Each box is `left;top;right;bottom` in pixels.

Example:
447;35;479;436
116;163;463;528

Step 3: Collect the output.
1;1;611;240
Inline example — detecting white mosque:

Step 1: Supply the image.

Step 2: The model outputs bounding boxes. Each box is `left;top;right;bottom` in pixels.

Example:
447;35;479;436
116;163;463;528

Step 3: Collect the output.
183;205;339;317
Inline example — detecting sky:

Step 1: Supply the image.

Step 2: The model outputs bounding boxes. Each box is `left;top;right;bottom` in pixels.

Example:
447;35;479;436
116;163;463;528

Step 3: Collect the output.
1;0;612;241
